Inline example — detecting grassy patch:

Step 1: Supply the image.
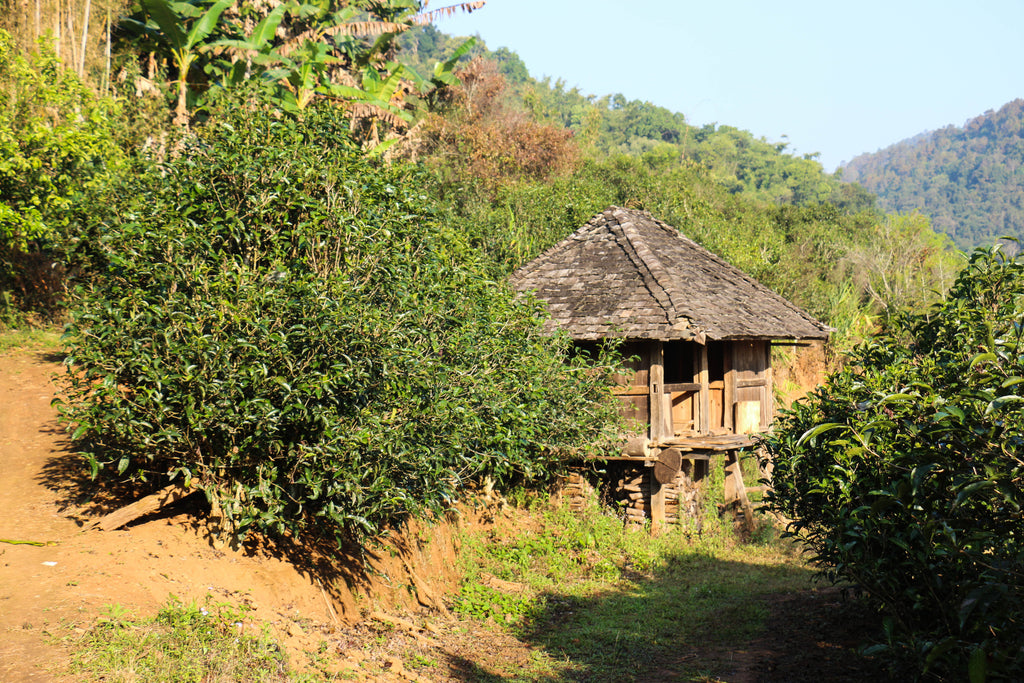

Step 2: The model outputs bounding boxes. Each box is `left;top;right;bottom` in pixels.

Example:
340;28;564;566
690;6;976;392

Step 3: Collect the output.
68;597;290;682
0;326;61;353
454;486;816;681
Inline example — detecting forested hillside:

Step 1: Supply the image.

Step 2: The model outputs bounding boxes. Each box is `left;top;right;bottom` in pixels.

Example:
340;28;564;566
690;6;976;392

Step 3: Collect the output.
842;99;1024;249
402;24;874;211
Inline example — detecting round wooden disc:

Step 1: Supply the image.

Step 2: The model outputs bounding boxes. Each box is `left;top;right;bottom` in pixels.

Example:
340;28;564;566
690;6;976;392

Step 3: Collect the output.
654;447;683;485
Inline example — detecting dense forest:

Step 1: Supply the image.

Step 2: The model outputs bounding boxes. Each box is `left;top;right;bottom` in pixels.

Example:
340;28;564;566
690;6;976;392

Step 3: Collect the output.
842;99;1024;250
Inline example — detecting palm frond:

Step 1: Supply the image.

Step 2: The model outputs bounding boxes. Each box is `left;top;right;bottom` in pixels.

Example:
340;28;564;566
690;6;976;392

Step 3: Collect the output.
344;102;411;129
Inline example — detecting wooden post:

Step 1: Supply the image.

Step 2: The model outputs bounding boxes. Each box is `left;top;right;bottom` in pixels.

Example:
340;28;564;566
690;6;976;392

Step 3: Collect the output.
698;344;710;435
724;450;755;532
724;345;735;432
649;341;665;442
650;476;665;534
764;342;774;428
649;342;667;533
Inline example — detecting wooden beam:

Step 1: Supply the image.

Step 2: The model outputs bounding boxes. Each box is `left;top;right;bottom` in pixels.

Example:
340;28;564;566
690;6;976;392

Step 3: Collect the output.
698;344;710;435
736;378;768;389
724;450;755;533
89;483;198;532
765;342;775;428
612;386;650;396
649;341;666;441
663;382;701;393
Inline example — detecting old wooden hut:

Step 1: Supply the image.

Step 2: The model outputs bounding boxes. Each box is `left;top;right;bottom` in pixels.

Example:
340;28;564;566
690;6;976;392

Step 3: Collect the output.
509;206;831;527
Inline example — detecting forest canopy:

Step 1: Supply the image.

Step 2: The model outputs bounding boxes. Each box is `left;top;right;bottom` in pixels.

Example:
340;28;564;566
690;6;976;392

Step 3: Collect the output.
843;99;1024;250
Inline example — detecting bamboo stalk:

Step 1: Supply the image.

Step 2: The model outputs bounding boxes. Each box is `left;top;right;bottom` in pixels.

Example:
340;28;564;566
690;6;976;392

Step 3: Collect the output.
79;0;91;77
103;7;110;94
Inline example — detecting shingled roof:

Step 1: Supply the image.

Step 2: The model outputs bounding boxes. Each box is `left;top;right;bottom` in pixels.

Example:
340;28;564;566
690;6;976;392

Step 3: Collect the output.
509;206;831;342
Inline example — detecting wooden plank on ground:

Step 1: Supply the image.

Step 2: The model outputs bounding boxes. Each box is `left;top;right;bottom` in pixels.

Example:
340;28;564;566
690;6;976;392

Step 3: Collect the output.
90;483;198;532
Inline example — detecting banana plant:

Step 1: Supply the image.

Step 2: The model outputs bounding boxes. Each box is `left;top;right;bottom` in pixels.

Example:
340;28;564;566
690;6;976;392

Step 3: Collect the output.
206;3;291;88
122;0;233;126
201;0;483;143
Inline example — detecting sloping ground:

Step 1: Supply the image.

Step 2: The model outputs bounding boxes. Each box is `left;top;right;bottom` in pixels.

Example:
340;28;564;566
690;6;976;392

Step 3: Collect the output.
0;345;462;681
0;342;886;682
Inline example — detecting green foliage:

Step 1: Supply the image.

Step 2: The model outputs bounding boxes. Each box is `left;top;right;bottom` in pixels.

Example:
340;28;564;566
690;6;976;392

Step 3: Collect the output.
71;596;289;682
511;71;871;211
0;30;124;249
0;30;126;321
762;246;1024;679
843;99;1024;249
118;0;480;139
57;90;621;545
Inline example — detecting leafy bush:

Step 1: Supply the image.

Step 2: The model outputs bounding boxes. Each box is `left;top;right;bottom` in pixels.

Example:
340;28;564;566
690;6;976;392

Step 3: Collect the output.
763;246;1024;680
57;90;621;544
0;30;126;320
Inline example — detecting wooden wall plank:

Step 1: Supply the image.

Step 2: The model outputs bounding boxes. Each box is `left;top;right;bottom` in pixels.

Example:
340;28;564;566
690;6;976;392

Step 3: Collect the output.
698;344;710;434
724;343;735;432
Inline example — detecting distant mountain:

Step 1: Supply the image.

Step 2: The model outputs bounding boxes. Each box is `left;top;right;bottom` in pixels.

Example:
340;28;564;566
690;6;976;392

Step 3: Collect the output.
842;100;1024;249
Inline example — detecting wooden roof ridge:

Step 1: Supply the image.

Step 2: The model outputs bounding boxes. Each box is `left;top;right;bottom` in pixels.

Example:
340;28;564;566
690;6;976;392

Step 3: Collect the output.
613;209;685;323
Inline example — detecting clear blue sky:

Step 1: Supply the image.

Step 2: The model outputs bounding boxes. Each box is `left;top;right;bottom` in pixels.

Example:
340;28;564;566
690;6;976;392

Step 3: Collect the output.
434;0;1024;172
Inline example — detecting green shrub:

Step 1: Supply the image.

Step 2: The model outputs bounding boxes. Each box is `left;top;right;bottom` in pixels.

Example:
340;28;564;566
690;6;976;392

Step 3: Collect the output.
763;246;1024;680
57;90;621;545
0;30;126;320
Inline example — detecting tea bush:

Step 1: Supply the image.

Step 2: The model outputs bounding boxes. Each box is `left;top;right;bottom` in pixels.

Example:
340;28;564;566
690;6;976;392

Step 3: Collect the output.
57;90;621;544
763;246;1024;680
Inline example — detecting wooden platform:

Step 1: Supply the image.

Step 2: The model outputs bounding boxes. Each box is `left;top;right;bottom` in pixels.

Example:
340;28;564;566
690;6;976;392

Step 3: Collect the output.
656;432;755;451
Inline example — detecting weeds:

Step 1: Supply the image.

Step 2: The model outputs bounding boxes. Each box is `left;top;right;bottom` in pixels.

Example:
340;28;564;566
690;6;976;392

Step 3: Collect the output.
0;326;60;353
69;596;289;682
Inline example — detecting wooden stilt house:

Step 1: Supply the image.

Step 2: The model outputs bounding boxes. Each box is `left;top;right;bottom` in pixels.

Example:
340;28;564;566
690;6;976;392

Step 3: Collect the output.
509;207;831;527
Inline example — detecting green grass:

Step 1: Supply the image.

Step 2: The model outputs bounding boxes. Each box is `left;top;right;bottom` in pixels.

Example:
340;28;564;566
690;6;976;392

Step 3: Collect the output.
67;597;291;682
58;472;818;682
0;325;61;353
453;479;817;681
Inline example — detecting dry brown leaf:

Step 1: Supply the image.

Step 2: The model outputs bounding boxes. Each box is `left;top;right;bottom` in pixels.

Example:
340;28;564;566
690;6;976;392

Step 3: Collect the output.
413;1;486;25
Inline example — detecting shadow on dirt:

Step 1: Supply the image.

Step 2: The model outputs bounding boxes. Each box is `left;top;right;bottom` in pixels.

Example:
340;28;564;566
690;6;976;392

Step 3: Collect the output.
36;349;66;365
37;449;376;605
